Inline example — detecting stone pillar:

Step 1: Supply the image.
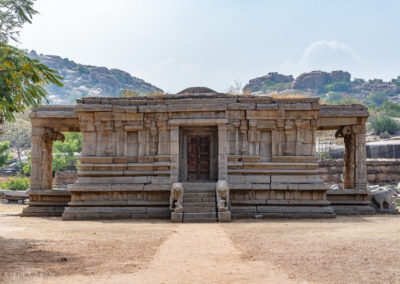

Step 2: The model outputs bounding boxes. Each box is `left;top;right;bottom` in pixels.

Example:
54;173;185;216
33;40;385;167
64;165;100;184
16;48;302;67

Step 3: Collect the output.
339;124;367;190
218;124;228;180
149;121;158;156
30;127;65;190
240;120;248;155
157;120;169;155
41;134;53;190
232;120;240;155
342;126;355;189
271;120;284;157
30;127;45;190
170;126;179;182
294;120;301;155
354;125;367;189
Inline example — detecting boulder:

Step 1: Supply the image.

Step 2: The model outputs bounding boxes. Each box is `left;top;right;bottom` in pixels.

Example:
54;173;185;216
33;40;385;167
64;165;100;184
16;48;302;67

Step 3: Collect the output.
292;70;351;90
243;72;293;92
292;71;331;90
330;70;351;82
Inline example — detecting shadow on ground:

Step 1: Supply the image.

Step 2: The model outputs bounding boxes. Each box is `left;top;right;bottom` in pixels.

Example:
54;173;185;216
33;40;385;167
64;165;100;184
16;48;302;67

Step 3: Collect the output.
0;236;80;282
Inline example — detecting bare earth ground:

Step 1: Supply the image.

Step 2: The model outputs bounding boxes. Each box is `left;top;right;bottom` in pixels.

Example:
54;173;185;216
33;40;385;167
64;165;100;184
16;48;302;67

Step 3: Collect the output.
0;204;399;284
0;204;26;213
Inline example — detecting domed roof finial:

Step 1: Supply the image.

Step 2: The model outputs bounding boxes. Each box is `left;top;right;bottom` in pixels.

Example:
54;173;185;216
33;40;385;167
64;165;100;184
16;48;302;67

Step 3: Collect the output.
177;87;217;94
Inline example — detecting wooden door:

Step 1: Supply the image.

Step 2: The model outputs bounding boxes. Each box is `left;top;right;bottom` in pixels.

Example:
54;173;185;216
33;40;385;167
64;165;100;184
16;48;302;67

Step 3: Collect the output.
187;135;210;181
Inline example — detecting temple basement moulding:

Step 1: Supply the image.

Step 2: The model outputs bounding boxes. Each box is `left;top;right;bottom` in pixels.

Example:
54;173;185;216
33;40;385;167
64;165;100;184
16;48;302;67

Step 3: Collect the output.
22;88;375;222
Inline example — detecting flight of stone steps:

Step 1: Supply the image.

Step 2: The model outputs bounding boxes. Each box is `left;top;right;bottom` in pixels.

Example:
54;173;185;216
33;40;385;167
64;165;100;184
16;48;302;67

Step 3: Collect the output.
182;182;217;222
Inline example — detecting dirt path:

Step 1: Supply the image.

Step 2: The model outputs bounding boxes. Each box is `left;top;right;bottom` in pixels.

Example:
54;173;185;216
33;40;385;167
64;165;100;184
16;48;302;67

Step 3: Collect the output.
123;224;295;284
3;206;398;284
9;222;296;284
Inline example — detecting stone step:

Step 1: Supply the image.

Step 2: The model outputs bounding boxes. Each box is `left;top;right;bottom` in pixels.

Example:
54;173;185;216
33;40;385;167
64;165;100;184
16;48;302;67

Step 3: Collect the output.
183;218;218;223
183;212;217;219
183;202;215;207
184;192;215;198
183;197;216;203
184;207;216;213
184;189;215;193
181;182;216;191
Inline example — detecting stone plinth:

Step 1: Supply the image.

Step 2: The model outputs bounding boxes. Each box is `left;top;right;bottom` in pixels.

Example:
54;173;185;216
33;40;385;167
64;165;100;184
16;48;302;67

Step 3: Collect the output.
22;189;71;217
218;211;231;222
171;212;183;223
327;189;375;215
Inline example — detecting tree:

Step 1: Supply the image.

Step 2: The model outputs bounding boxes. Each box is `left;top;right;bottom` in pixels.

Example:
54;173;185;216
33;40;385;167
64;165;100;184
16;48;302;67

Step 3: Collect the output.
0;0;38;43
391;76;400;87
0;0;63;121
367;92;388;107
370;115;400;136
0;141;11;167
225;79;243;95
0;112;31;161
52;132;81;172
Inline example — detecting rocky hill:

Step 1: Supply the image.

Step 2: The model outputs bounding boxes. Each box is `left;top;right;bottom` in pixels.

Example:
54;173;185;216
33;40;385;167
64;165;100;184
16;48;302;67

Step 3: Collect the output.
29;51;163;104
244;70;400;104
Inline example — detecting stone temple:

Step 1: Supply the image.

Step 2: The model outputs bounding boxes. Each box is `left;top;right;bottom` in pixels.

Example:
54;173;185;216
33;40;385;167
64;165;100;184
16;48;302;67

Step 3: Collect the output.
22;88;374;222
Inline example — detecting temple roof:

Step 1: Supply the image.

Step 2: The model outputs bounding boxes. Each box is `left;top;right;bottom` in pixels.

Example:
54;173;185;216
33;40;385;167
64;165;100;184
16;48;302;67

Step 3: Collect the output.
177;87;217;94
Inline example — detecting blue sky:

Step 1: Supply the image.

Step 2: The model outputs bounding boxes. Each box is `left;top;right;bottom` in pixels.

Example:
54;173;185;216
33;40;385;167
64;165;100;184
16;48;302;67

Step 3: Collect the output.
19;0;400;93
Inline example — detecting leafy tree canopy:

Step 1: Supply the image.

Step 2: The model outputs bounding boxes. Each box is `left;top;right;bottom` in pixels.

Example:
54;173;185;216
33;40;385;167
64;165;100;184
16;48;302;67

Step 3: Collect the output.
53;132;81;171
0;0;63;121
0;112;31;161
0;0;38;43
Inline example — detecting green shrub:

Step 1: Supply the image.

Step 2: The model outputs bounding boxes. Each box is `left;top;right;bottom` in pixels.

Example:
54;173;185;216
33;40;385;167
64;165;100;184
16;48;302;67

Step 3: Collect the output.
325;92;343;103
379;101;400;117
324;81;351;92
380;131;391;139
52;132;81;172
366;92;388;106
17;151;31;176
0;141;11;167
370;115;400;135
0;177;30;191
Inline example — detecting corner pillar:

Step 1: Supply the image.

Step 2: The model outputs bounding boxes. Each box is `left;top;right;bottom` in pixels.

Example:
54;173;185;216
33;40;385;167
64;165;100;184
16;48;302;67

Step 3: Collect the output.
30;127;65;190
339;124;367;189
354;125;367;189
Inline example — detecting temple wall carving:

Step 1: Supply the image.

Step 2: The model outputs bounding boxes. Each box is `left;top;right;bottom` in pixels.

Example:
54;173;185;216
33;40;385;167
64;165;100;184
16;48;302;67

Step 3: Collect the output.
24;96;371;220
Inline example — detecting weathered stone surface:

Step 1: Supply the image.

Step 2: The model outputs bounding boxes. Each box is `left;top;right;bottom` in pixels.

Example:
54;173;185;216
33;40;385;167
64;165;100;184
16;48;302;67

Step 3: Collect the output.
218;211;231;222
171;212;183;222
25;92;369;220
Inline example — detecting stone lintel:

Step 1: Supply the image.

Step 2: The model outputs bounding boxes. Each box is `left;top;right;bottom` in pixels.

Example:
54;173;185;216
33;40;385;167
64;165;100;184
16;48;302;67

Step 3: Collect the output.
168;118;228;126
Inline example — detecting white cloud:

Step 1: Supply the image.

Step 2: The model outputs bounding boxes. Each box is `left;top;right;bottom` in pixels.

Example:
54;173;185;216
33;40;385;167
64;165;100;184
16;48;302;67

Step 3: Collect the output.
301;40;360;63
281;40;361;75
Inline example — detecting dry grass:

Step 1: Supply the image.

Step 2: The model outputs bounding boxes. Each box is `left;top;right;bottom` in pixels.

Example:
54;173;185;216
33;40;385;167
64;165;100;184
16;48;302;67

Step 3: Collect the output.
269;93;309;99
223;216;400;284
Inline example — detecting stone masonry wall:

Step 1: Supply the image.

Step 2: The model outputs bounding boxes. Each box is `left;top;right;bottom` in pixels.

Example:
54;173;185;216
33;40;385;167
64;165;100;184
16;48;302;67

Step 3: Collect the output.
319;159;400;185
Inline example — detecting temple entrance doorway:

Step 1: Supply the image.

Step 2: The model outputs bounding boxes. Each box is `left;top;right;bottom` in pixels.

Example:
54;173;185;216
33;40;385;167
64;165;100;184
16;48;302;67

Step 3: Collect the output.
187;135;210;181
179;127;218;182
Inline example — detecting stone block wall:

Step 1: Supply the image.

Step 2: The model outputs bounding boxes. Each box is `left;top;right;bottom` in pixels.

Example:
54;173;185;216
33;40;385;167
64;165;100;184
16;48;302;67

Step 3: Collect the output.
24;95;369;220
54;171;78;186
61;94;338;219
320;159;400;185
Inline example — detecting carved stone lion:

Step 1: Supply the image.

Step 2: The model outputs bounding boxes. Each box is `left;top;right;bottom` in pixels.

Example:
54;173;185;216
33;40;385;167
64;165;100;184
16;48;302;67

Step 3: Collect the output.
216;180;230;212
170;183;184;213
371;189;399;211
44;128;65;142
